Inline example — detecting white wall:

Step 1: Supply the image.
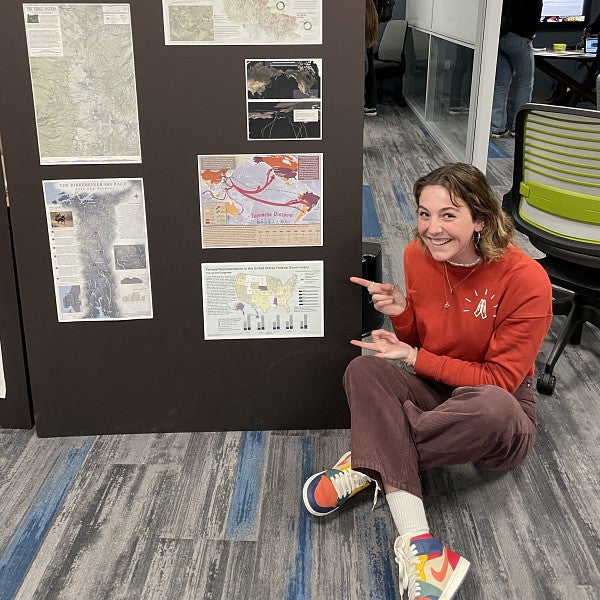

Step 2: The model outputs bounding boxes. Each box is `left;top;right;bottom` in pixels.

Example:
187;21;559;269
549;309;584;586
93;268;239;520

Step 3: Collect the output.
405;0;433;29
405;0;478;42
432;0;479;44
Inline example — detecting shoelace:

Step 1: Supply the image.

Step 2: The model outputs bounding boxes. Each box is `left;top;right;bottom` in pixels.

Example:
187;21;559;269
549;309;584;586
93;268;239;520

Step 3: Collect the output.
394;534;421;600
329;469;381;510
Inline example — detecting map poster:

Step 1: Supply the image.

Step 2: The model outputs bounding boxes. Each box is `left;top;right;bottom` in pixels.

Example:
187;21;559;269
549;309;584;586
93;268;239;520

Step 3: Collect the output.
23;4;141;164
201;261;324;340
162;0;322;45
43;178;153;322
246;59;322;141
199;153;323;248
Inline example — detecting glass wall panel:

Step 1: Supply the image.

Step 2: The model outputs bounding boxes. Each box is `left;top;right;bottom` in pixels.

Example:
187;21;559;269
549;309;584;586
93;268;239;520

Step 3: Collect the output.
429;38;474;159
403;0;501;171
403;28;430;116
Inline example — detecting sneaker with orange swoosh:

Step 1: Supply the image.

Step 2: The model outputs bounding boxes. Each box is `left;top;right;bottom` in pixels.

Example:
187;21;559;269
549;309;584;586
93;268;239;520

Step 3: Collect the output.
394;533;470;599
302;451;379;516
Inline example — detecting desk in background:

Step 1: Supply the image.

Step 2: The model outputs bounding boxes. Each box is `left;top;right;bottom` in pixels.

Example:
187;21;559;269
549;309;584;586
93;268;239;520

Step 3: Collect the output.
533;49;597;106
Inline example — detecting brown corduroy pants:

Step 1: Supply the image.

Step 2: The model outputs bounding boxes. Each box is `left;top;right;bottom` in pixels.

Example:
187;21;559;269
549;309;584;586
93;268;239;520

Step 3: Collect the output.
343;355;536;499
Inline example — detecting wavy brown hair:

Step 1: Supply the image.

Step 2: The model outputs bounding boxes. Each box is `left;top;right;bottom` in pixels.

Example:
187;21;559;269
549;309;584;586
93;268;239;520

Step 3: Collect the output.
365;0;379;48
412;163;515;262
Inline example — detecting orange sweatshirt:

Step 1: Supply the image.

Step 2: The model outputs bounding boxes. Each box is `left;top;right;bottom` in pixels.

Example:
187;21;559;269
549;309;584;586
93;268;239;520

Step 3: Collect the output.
391;240;553;393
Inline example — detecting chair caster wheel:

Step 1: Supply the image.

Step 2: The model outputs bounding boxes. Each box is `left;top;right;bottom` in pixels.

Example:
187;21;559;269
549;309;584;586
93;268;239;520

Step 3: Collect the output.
537;373;556;395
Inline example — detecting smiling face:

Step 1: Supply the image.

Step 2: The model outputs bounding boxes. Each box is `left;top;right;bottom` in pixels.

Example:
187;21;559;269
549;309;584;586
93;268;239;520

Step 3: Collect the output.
416;185;484;264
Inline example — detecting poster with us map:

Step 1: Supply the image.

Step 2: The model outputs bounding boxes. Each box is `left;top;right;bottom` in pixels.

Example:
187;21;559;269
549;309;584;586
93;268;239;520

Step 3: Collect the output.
202;261;323;339
43;178;153;322
199;153;322;248
246;59;322;140
162;0;322;45
23;4;141;164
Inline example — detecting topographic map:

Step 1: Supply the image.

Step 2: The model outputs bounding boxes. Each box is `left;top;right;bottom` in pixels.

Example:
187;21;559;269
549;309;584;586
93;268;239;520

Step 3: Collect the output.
202;261;324;339
163;0;322;45
199;154;322;248
43;178;153;322
23;4;141;164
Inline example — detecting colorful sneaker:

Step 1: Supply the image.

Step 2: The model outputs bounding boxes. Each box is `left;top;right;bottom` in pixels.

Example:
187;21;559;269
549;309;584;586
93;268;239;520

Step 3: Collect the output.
394;533;470;600
302;451;375;516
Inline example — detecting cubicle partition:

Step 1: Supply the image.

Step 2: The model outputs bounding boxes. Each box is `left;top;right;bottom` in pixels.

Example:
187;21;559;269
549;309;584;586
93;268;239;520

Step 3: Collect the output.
0;148;32;429
0;1;364;436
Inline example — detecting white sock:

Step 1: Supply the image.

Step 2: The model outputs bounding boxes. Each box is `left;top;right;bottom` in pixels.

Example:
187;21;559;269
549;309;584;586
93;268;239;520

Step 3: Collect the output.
386;490;429;538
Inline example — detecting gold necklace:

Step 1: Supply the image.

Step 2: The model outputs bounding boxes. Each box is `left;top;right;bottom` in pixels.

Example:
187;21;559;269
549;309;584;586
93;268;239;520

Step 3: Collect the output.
443;262;480;309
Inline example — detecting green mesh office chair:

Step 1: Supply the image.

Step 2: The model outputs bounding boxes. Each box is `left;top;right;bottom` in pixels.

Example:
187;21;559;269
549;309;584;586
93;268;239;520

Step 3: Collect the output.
502;103;600;395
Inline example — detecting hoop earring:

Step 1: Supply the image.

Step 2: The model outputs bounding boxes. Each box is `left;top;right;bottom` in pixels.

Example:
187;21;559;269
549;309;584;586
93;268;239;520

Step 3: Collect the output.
474;231;481;245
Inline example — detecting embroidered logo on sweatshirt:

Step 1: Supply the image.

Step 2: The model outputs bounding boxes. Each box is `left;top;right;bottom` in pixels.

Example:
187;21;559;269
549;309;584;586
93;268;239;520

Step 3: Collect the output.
462;289;497;319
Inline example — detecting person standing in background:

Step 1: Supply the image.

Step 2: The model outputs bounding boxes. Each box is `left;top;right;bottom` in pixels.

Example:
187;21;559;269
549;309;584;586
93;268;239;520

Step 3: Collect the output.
364;0;379;116
490;0;543;138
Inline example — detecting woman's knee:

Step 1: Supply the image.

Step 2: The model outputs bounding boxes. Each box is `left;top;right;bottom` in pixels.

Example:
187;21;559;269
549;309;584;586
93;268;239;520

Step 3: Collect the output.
344;354;416;386
453;385;526;432
343;355;414;406
344;354;387;384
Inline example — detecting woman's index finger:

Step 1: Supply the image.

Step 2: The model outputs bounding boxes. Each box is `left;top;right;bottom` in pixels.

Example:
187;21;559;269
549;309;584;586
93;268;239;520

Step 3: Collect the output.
349;276;374;288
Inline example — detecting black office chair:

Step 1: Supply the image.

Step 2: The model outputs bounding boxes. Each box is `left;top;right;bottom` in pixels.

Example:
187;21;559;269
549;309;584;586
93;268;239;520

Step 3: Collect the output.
502;103;600;395
373;19;407;104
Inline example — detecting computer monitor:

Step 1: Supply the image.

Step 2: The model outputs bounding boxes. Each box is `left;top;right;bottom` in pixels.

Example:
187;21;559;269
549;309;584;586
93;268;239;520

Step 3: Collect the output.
585;36;598;54
539;0;591;27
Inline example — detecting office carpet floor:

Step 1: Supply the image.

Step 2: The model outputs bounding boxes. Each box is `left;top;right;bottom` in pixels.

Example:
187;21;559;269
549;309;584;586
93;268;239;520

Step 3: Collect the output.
1;99;599;599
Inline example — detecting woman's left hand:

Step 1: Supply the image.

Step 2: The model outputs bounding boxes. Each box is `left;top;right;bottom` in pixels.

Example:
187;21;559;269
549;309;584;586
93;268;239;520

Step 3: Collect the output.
350;329;414;361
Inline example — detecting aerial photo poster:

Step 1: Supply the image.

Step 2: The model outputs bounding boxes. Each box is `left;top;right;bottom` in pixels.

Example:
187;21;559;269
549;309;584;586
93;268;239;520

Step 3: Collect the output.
23;4;141;164
199;153;322;248
201;261;324;340
246;59;322;141
162;0;322;45
43;178;153;322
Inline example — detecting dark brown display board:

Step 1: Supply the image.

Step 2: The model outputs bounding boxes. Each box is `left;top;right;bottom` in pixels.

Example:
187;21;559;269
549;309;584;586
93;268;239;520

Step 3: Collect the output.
0;1;364;437
0;165;33;429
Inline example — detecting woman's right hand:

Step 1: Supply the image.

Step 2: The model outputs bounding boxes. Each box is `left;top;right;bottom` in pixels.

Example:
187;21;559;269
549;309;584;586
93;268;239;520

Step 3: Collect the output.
350;276;407;317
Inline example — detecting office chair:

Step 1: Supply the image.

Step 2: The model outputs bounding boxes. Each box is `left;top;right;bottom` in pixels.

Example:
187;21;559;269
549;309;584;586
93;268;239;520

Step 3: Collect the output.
373;19;407;104
502;103;600;395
